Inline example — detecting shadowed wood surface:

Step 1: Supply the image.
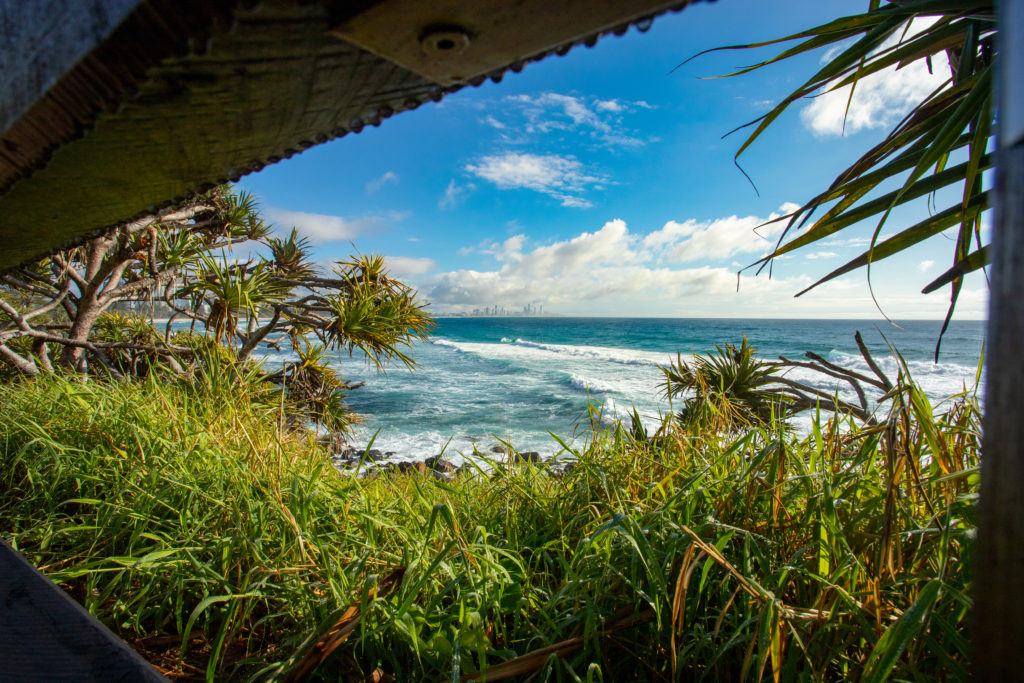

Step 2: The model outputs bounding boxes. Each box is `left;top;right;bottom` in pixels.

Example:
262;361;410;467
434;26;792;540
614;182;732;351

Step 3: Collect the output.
0;0;140;134
0;541;166;681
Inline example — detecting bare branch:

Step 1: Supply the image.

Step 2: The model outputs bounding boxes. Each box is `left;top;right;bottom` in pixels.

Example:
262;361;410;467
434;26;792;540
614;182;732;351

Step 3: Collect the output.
855;331;894;392
0;344;39;376
1;274;59;298
0;298;33;333
19;330;194;354
805;351;888;391
101;268;178;304
50;254;89;292
776;356;870;412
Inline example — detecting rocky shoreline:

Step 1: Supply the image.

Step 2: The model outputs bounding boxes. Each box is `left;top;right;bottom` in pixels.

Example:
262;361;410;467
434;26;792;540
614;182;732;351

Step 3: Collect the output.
328;444;545;479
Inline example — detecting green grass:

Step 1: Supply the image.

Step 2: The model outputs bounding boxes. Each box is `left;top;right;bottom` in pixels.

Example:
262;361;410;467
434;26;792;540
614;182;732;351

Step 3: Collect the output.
0;372;979;681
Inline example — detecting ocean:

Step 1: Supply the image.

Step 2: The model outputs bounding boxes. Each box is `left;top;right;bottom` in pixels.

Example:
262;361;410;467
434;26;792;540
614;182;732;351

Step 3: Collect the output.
316;317;986;464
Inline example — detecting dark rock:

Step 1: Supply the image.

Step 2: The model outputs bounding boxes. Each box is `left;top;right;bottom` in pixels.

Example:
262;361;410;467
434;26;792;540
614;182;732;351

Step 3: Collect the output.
368;449;383;458
490;445;507;454
396;461;427;475
515;451;541;463
425;456;457;474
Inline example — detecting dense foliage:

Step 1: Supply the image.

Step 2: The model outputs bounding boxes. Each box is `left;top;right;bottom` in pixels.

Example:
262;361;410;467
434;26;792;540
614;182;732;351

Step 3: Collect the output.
0;186;433;432
1;357;979;681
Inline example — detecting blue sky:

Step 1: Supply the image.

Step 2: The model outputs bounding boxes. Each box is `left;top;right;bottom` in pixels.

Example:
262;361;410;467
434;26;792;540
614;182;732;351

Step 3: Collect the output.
239;0;988;320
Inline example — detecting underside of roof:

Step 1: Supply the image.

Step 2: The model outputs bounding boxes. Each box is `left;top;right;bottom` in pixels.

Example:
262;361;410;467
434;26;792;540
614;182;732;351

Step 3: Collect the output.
0;0;699;271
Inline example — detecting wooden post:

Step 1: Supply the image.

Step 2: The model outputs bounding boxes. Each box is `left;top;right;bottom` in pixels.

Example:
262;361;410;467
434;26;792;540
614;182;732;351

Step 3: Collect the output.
974;1;1024;678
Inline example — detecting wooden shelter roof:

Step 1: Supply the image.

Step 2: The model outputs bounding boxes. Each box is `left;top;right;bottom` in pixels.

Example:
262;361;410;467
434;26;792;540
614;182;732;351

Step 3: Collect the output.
0;0;697;270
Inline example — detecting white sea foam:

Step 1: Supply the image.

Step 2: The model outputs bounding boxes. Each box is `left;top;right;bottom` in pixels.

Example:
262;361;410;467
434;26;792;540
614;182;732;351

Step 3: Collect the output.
567;373;621;394
512;338;672;366
339;326;982;463
432;337;673;368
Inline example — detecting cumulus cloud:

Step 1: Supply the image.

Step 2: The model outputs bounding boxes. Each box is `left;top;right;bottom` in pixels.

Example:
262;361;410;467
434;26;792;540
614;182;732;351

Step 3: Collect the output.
594;99;624;113
385;256;436;277
466;152;605;207
801;20;950;137
265;207;404;243
425;217;770;312
643;203;800;263
918;259;935;272
806;251;838;260
366;171;398;193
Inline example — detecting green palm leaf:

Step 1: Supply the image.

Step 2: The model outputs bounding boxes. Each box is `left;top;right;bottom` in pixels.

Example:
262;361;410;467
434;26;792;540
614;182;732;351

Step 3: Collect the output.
698;1;995;355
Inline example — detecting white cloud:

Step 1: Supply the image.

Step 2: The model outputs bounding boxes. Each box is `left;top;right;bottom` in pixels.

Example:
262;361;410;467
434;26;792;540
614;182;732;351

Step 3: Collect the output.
643;203;799;263
385;256;436;277
801;19;950;137
265;207;405;243
439;179;473;210
595;99;624;112
265;208;365;243
426;218;745;309
490;92;653;147
919;259;935;272
423;212;988;319
482;115;506;130
466;152;605;207
806;251;838;260
366;171;398;193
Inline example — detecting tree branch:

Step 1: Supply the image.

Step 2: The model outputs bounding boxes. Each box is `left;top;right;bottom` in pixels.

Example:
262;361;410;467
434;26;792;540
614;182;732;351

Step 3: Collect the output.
50;254;88;291
237;308;283;362
776;356;870;412
101;267;178;305
0;343;39;376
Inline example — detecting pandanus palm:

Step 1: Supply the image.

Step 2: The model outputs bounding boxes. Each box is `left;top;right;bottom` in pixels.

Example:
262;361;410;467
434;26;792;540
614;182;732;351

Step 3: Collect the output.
324;255;433;370
178;253;289;345
266;228;316;277
662;337;789;430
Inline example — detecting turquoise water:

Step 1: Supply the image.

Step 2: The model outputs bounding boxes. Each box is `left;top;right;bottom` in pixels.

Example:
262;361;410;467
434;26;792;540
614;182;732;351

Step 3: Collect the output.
320;318;986;463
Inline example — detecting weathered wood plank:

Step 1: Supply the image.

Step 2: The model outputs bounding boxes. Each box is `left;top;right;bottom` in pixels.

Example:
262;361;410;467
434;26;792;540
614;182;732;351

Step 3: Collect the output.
0;541;166;681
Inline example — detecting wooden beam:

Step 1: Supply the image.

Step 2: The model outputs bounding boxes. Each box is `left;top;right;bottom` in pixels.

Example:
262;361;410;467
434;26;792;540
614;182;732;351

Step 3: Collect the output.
974;1;1024;678
334;0;691;86
0;541;165;681
0;0;696;272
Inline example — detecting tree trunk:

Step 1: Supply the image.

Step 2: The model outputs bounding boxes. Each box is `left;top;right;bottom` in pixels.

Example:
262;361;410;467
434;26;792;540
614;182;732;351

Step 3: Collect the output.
59;298;104;372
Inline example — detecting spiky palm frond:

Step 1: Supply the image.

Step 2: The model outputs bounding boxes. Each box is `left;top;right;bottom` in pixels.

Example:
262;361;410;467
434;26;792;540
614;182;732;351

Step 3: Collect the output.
285;340;360;433
662;337;789;430
220;188;271;241
695;1;995;356
177;253;290;344
324;256;434;369
266;228;316;277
